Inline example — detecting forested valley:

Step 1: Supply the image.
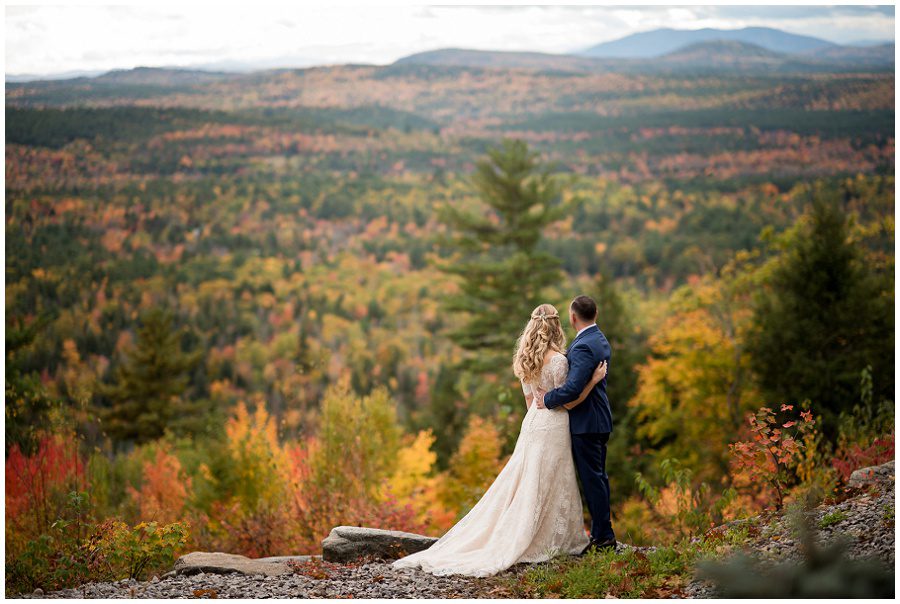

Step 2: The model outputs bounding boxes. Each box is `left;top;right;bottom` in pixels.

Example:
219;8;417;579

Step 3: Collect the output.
5;62;894;594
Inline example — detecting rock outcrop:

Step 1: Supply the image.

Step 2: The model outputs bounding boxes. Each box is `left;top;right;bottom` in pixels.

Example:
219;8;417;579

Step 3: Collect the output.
849;459;895;489
321;526;439;563
168;552;314;577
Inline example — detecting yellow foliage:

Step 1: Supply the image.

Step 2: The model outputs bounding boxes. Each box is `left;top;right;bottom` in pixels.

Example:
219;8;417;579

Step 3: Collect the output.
383;429;436;502
308;377;401;498
629;277;759;483
224;400;291;510
381;429;448;530
438;415;507;520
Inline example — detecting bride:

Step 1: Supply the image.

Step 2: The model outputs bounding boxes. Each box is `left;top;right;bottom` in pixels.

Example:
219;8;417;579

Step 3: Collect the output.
392;303;607;577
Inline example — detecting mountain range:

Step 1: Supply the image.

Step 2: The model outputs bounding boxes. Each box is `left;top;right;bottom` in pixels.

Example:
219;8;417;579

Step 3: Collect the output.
395;26;893;75
394;40;894;75
6;26;894;83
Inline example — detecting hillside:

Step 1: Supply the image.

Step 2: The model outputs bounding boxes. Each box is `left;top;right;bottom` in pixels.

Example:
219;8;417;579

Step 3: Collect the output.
392;47;608;73
803;42;896;65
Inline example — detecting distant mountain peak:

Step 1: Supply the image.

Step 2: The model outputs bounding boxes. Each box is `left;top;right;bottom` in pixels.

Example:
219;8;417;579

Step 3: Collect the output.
579;26;837;59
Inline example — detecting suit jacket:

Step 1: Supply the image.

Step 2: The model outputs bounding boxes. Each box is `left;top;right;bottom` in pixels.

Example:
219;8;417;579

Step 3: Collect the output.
543;324;613;434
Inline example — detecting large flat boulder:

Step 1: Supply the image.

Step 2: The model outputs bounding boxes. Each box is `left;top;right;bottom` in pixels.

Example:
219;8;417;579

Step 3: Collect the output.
322;526;438;563
849;460;895;489
171;552;302;577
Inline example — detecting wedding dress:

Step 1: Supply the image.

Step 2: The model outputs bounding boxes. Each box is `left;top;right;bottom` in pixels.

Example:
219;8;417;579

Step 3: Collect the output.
392;352;590;577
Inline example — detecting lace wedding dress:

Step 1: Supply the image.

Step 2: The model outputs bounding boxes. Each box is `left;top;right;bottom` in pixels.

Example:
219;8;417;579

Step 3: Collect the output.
392;352;590;577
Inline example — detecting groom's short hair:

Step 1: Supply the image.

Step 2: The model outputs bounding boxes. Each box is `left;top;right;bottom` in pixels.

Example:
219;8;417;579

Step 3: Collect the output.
570;295;597;322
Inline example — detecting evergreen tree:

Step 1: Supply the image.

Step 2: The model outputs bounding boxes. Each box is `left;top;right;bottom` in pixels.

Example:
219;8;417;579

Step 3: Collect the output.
746;184;894;438
5;313;63;455
97;308;204;446
417;364;469;469
436;138;569;379
593;270;645;408
592;270;649;499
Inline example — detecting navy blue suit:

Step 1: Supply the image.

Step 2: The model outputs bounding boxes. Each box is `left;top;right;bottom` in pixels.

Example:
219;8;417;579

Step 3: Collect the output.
543;324;615;543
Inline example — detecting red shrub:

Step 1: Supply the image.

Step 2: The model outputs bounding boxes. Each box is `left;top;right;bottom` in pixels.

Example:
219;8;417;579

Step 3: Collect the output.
6;431;86;535
830;431;894;484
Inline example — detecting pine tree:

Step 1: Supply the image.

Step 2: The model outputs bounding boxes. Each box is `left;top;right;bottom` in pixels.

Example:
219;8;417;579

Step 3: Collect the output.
746;184;894;438
436;138;569;378
417;364;469;469
97;308;203;446
593;269;645;408
5;312;62;455
592;269;648;499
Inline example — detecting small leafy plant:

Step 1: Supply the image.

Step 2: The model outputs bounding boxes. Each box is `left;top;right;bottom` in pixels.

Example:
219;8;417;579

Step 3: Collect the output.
99;519;190;580
634;457;738;541
818;510;848;529
729;404;816;510
5;489;189;596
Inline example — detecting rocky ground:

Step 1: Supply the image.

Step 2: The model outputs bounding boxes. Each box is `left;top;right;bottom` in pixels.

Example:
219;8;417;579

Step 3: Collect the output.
684;463;895;598
22;560;512;599
20;462;895;599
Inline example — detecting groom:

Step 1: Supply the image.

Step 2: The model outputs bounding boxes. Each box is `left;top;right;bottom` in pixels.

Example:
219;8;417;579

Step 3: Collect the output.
534;294;616;553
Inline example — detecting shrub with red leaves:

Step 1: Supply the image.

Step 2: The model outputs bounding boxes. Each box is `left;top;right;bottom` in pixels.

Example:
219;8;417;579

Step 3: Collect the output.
830;431;894;484
6;430;87;536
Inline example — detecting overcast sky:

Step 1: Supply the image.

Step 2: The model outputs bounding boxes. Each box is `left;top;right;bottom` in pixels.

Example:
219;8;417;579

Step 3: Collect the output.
5;3;896;77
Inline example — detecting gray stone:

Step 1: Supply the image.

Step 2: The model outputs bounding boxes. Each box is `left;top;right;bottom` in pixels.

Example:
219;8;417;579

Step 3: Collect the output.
172;552;292;577
256;554;317;564
849;460;894;489
321;526;438;563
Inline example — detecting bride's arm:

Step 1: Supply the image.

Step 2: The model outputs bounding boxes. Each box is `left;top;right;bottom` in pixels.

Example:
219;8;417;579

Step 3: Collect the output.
521;380;534;410
534;361;606;410
562;361;607;410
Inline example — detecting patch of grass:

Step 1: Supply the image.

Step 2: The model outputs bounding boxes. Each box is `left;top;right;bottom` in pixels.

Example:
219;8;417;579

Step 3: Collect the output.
510;540;699;598
504;519;760;598
818;510;849;529
881;505;894;523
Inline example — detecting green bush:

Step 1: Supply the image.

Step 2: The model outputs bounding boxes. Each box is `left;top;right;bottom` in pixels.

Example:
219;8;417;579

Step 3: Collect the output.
5;490;189;597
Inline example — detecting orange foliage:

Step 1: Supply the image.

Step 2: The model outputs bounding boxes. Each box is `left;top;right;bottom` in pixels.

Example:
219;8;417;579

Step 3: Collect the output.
127;445;192;525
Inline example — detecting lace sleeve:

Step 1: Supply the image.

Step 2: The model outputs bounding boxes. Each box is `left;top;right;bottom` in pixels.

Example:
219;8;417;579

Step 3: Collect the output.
521;379;533;396
549;353;569;389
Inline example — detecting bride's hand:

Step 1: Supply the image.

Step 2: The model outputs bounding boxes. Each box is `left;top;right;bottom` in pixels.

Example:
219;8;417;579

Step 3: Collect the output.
592;361;608;384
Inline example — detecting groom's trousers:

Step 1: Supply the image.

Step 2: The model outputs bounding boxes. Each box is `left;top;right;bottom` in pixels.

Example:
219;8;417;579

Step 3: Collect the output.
571;432;615;543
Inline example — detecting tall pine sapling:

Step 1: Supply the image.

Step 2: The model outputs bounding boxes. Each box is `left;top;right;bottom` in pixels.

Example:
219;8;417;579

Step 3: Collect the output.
435;138;572;386
97;308;203;447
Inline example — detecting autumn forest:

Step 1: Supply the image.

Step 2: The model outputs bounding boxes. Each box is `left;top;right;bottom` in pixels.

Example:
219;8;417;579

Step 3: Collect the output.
5;59;895;593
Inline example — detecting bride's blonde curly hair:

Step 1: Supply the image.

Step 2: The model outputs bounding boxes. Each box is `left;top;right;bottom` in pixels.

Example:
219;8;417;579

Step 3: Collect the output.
513;303;566;385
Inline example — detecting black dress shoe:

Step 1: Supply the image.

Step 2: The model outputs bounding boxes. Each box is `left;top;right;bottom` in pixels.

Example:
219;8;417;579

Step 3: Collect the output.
593;538;618;550
579;538;617;556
